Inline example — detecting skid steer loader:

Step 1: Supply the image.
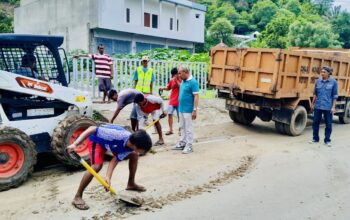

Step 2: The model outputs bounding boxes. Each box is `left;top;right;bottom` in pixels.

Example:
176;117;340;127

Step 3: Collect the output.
0;34;97;191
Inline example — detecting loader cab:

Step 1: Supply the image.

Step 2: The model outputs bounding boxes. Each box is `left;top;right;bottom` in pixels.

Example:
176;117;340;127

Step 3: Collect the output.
0;34;68;86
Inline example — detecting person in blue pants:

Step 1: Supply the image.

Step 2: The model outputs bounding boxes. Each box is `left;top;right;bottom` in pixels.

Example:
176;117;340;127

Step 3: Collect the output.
310;66;338;147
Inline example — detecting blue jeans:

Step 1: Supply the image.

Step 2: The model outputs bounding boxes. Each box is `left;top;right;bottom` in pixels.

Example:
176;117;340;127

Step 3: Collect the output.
312;109;333;143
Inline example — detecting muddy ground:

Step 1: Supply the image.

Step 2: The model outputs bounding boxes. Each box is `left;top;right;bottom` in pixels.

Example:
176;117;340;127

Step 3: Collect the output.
1;99;350;220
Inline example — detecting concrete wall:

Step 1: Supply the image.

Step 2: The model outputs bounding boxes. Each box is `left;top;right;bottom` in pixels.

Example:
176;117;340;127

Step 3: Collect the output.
15;0;99;52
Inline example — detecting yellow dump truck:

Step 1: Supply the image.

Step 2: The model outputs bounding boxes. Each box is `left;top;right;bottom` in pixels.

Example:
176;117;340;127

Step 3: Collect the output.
209;47;350;136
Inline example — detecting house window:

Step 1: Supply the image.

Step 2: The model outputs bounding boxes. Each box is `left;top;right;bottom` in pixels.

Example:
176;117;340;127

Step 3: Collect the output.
152;14;158;29
126;8;130;23
177;19;179;31
170;18;173;30
195;14;200;19
144;13;150;27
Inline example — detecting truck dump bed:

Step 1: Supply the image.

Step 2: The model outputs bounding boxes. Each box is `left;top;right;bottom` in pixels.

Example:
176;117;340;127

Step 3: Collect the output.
209;48;350;99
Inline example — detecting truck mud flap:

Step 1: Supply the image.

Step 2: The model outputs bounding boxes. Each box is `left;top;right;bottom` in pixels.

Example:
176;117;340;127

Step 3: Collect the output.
225;99;260;112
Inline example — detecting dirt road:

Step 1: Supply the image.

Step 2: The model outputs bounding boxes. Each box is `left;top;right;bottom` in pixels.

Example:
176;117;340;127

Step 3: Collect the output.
1;99;349;220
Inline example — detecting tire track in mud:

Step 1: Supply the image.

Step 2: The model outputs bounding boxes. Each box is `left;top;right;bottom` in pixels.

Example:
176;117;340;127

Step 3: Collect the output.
87;155;256;220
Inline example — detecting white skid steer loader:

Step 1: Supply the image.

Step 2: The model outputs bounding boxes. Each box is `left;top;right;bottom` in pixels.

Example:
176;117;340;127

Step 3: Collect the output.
0;34;97;191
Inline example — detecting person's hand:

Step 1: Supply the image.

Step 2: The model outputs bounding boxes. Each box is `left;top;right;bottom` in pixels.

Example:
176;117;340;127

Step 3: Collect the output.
332;107;336;114
73;55;79;59
310;104;314;113
192;110;197;120
104;177;111;192
109;119;114;124
160;112;167;119
159;88;163;91
67;143;77;153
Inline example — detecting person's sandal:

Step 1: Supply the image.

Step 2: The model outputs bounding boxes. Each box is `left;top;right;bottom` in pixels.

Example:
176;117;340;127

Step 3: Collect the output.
154;140;165;146
165;131;173;135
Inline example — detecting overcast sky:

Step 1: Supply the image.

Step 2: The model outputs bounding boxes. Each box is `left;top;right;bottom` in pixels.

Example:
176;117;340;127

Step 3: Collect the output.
334;0;350;11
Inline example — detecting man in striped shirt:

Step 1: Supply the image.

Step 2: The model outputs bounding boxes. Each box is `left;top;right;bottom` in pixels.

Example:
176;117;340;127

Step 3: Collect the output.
75;44;114;103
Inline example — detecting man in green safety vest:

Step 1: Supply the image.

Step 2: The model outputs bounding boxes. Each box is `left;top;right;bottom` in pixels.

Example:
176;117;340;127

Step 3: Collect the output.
133;56;155;94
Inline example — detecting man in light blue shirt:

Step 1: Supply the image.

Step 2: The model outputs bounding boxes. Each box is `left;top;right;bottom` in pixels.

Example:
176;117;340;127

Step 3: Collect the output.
174;65;199;154
311;66;338;146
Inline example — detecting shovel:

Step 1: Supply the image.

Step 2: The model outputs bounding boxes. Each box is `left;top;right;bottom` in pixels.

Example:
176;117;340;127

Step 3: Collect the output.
70;151;142;206
144;113;166;130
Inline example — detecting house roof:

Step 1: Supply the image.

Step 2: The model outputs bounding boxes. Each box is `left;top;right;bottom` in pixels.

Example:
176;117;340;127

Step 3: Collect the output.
162;0;207;12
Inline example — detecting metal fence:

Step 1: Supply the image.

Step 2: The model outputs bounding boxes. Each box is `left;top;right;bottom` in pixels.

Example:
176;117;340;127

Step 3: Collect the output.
70;58;208;99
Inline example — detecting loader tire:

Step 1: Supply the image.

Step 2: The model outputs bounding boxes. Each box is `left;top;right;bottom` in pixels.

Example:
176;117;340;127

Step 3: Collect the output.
339;102;350;124
275;122;286;134
0;127;37;191
284;106;307;136
51;115;97;167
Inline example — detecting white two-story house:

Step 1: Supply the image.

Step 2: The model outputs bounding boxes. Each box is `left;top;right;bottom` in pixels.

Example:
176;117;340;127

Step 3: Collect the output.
14;0;206;54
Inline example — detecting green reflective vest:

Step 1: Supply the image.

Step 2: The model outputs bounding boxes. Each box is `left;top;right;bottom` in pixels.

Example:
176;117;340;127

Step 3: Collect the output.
135;66;153;94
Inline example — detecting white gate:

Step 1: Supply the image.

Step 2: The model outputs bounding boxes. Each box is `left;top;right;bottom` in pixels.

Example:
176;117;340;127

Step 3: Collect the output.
70;58;208;99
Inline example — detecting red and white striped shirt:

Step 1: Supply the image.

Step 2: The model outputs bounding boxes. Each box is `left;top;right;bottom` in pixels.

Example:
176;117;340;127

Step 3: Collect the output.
89;54;113;78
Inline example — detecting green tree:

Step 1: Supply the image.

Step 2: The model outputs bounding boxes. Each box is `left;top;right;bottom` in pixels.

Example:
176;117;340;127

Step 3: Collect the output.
0;9;13;33
285;0;301;15
208;18;235;46
235;11;256;34
288;20;342;48
332;12;350;48
313;0;334;16
251;0;279;30
253;9;296;48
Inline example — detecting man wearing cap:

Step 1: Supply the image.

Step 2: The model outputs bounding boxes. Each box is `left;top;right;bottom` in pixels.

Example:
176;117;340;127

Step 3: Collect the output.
133;56;155;94
74;44;113;103
310;66;338;147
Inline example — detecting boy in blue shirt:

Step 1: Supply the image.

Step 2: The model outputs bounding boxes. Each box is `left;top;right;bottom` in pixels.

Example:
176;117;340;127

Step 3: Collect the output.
67;125;152;210
173;66;199;154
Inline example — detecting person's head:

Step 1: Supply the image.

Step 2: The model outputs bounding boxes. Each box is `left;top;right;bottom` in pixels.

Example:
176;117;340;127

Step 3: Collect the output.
21;54;37;69
171;67;179;79
98;44;105;55
321;66;333;80
134;93;146;106
108;89;118;101
178;65;190;80
128;129;152;154
141;56;150;68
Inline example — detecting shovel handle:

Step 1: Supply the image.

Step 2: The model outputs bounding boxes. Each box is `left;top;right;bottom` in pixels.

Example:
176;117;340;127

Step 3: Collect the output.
70;151;117;195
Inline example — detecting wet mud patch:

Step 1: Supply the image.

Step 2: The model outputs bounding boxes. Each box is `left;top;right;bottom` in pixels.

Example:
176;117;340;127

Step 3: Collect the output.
87;156;255;220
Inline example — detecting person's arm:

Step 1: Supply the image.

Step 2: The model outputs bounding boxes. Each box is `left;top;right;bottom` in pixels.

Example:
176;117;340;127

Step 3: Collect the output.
192;94;199;120
192;81;200;120
133;70;138;89
311;81;318;111
150;73;156;94
67;126;97;152
73;54;91;59
104;156;118;188
332;81;338;114
110;58;114;79
110;107;123;123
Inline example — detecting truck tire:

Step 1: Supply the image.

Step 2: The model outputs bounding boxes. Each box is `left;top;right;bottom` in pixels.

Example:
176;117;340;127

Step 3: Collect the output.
229;110;241;123
236;108;256;125
275;122;286;134
284;106;307;136
51;115;97;167
339;102;350;124
0;127;37;191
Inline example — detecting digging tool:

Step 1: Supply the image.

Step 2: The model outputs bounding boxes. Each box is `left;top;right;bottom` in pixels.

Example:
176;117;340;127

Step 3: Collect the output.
144;113;166;130
70;151;142;206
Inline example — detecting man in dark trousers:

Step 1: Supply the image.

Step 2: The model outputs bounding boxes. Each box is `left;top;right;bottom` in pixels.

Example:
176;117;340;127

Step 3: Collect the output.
310;66;338;147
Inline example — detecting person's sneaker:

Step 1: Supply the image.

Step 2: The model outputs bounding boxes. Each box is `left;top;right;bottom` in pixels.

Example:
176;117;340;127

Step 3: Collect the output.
182;146;193;154
324;142;332;147
173;142;185;150
309;140;319;144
